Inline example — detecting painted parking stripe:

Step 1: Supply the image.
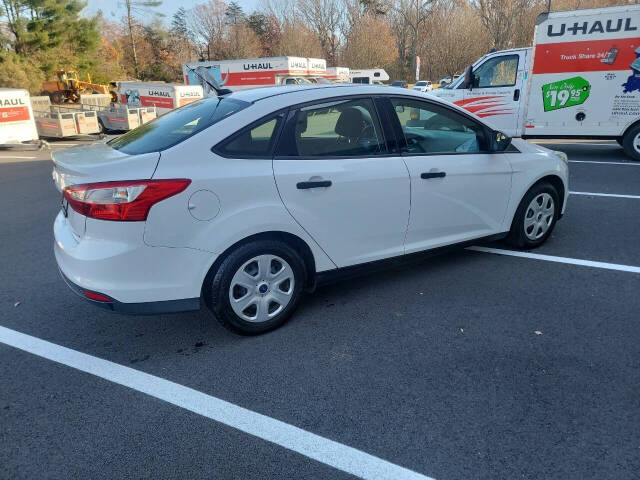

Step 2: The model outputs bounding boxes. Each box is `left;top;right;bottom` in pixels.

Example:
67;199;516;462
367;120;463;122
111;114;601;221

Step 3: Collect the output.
569;160;640;166
0;325;434;480
570;191;640;199
0;156;37;159
468;246;640;274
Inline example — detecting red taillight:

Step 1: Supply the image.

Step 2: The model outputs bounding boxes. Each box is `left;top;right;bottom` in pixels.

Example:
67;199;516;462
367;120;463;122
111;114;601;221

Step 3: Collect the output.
84;290;112;302
63;179;191;221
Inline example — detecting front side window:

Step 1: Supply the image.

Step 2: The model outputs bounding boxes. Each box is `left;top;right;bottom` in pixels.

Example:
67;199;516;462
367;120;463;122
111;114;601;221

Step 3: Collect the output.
473;55;519;88
390;98;487;154
215;114;283;158
277;97;386;157
109;96;249;155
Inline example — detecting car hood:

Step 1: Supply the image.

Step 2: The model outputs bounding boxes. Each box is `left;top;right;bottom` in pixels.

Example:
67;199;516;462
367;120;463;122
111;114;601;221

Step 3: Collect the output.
51;142;160;192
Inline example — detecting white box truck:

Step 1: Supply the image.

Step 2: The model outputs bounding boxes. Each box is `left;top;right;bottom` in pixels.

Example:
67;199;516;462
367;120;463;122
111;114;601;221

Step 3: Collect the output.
182;57;327;91
117;82;203;115
433;4;640;159
0;88;38;145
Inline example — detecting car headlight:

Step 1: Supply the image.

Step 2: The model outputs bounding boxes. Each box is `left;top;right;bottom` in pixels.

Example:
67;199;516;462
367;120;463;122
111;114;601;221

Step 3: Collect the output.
552;150;568;164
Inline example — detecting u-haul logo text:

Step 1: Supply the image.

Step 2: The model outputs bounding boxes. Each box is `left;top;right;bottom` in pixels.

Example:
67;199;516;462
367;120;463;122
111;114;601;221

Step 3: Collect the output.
548;17;637;37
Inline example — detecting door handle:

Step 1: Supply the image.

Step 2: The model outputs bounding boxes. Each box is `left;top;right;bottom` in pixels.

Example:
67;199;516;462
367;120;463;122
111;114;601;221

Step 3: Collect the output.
421;172;446;179
296;180;332;189
513;88;520;101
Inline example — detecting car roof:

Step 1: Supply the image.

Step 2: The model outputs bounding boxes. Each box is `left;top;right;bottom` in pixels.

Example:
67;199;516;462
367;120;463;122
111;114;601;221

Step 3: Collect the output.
222;84;478;121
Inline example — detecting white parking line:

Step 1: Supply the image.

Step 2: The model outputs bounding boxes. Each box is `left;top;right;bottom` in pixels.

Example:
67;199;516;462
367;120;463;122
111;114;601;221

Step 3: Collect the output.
468;246;640;274
0;156;36;159
570;191;640;199
569;160;640;166
0;325;434;480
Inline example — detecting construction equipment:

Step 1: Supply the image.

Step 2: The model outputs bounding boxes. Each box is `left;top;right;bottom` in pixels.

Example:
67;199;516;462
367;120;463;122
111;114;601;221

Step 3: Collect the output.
41;70;116;104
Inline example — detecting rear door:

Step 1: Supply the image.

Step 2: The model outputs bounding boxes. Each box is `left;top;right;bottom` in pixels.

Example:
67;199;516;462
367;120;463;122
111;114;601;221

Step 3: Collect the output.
273;96;410;267
461;50;528;137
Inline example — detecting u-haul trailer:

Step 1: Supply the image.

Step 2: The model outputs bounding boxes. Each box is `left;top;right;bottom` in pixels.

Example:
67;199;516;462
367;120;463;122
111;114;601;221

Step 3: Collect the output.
117;82;203;115
326;67;350;82
182;57;327;91
30;96;101;137
433;4;640;160
0;88;39;146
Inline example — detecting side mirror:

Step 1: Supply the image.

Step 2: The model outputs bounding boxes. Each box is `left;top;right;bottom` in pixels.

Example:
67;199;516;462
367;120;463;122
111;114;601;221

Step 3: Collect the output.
395;105;405;113
463;65;473;90
492;130;512;151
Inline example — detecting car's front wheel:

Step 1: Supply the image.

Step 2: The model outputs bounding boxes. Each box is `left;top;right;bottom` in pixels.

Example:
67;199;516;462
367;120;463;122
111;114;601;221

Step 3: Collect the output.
206;240;306;335
506;182;560;249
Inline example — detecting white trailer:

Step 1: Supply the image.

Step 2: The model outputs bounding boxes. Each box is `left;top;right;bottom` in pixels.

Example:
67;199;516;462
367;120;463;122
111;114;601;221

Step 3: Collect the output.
182;57;327;91
349;69;389;84
117;82;203;115
0;88;39;146
432;4;640;159
326;67;350;82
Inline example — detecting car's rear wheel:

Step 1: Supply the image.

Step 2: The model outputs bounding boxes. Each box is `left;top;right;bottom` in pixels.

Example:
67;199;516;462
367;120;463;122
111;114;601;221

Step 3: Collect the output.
506;182;559;249
207;240;305;335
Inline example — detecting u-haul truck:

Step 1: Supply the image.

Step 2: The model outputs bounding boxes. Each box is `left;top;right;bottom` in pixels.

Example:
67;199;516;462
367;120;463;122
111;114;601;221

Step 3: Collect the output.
433;4;640;159
117;82;203;115
182;57;327;91
0;88;38;145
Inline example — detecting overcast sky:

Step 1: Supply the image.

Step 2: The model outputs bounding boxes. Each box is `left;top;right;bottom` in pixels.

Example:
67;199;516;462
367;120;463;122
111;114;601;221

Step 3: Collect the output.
85;0;261;24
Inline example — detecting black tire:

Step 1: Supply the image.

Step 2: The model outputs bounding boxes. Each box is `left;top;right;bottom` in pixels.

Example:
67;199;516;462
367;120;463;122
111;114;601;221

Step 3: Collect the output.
206;240;306;335
506;182;560;250
50;91;64;104
622;124;640;161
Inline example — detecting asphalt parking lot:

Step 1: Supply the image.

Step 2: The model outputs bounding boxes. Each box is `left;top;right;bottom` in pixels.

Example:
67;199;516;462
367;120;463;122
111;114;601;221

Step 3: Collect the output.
1;138;639;480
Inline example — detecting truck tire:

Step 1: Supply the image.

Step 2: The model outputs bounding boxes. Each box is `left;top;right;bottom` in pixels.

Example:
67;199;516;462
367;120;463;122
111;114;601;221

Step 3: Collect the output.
50;91;64;104
622;124;640;161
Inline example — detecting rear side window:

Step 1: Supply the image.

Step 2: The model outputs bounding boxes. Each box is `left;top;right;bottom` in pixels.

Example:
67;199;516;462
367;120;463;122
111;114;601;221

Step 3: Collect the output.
276;98;386;157
109;96;249;155
215;113;284;158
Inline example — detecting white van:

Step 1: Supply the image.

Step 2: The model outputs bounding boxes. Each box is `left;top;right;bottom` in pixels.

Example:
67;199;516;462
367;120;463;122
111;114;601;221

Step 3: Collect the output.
117;82;203;115
0;88;38;145
432;4;640;159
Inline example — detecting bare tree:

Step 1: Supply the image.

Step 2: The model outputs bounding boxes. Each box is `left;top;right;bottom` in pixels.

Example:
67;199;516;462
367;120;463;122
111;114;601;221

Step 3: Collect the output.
296;0;344;64
391;0;436;79
123;0;163;78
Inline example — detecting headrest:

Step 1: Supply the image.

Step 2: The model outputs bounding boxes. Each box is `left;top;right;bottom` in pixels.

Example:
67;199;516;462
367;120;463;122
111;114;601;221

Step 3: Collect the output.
295;113;308;136
335;108;364;138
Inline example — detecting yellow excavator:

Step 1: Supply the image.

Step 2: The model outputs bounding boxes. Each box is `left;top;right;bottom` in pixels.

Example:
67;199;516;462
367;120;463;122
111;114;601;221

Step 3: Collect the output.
41;70;116;103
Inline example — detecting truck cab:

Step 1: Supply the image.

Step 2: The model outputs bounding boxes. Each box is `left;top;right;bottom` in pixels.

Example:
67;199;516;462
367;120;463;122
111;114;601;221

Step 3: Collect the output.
432;48;531;137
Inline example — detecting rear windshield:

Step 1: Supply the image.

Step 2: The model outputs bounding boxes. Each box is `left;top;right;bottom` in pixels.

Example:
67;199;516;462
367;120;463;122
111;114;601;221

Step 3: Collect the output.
108;96;250;155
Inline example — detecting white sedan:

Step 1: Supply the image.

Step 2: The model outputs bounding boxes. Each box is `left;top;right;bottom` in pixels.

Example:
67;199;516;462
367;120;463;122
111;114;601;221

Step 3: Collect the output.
53;85;568;334
412;80;433;92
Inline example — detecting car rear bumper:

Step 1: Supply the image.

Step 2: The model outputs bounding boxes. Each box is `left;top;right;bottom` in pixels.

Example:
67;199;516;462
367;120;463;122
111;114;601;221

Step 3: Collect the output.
57;267;201;314
54;210;215;313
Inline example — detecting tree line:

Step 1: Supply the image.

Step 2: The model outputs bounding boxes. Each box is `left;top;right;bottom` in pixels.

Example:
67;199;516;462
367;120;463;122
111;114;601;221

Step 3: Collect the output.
0;0;633;93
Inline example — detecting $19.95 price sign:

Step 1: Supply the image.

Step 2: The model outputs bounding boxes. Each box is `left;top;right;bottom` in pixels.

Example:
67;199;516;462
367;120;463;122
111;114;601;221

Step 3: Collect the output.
542;76;590;112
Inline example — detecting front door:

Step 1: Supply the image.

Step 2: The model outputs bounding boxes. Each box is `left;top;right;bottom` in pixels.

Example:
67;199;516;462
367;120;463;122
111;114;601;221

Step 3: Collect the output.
460;51;527;137
387;96;513;253
273;97;410;267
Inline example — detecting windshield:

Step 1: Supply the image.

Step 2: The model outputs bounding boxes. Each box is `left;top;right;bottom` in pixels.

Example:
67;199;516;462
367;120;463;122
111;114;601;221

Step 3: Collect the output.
415;81;427;86
108;96;250;155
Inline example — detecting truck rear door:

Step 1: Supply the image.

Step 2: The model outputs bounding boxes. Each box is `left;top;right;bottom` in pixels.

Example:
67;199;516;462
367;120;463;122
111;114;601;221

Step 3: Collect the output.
461;50;529;137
